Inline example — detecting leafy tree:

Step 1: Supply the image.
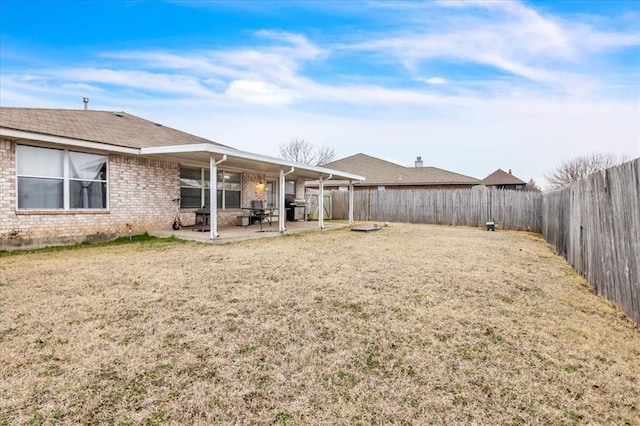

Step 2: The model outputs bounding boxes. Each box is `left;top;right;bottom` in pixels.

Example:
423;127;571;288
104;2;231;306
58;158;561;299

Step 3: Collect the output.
544;153;627;189
279;138;336;166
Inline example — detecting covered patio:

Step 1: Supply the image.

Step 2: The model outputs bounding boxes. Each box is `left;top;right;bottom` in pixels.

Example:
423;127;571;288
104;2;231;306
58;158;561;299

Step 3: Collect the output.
141;143;365;240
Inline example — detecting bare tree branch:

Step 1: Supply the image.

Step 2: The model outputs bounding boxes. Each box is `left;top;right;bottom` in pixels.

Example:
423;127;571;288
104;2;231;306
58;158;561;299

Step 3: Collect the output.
279;138;336;166
544;153;627;189
525;179;542;192
315;146;336;166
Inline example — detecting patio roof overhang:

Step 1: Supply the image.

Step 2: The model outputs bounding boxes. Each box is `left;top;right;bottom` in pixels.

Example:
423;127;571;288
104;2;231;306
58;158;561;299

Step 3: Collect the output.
2;127;364;237
140;143;365;182
0;127;365;183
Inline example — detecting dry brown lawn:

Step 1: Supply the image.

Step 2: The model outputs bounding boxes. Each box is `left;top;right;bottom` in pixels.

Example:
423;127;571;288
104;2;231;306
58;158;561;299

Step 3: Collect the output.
0;223;638;425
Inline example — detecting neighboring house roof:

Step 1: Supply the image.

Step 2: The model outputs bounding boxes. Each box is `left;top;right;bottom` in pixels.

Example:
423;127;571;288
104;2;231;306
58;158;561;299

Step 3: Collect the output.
0;107;229;150
483;169;527;186
320;153;482;186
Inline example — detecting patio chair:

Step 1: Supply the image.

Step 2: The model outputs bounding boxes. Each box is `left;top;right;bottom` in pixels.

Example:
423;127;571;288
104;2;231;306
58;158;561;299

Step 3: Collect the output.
250;200;272;230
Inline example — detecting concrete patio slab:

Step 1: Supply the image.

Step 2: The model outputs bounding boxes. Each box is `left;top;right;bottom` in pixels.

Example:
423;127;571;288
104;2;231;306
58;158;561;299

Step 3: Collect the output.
151;220;351;244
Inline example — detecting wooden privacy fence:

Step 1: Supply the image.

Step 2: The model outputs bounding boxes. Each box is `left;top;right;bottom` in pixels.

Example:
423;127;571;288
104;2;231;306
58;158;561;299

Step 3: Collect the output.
328;188;542;232
324;159;639;326
541;158;640;326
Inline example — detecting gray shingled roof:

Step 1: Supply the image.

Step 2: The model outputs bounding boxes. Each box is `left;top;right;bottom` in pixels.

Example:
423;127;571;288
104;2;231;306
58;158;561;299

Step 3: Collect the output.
483;169;526;186
323;153;482;185
0;107;229;150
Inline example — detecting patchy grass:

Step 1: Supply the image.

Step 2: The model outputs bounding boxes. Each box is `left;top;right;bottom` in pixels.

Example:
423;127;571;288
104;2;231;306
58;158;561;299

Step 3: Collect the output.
0;223;638;424
0;233;189;258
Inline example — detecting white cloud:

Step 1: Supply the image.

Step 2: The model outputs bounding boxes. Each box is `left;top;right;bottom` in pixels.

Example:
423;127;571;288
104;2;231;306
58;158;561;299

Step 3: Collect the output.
1;0;637;190
254;30;325;60
425;77;447;85
55;68;215;97
225;79;297;105
343;0;639;97
60;82;102;92
101;51;238;79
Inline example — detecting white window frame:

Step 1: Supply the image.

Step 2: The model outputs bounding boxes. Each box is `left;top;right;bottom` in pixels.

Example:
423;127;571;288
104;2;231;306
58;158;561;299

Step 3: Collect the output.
266;179;278;208
16;144;109;211
217;170;242;209
179;166;242;209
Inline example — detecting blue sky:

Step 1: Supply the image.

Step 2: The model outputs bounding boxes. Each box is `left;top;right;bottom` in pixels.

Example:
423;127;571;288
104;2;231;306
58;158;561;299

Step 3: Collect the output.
1;0;639;188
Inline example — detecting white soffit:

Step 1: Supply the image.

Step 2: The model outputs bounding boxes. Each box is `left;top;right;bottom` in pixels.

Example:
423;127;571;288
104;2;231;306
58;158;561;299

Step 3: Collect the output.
141;144;365;181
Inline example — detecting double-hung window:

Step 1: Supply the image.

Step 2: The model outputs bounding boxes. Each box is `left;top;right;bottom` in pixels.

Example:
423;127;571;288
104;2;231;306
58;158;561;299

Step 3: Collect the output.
180;167;208;208
17;145;108;210
180;166;241;209
218;171;241;209
285;180;296;200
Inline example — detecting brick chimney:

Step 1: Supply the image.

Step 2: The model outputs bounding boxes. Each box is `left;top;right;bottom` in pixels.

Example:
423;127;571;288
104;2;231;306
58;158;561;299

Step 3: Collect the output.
415;156;423;167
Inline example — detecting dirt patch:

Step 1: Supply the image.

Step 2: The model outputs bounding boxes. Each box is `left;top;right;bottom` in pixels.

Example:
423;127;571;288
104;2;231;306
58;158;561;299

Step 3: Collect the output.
1;223;638;424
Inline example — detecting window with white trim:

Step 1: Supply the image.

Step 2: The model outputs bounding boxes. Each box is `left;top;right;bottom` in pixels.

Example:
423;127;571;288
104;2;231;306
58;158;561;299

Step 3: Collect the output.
17;145;108;210
266;181;277;208
217;171;241;209
285;180;296;200
179;167;241;209
180;167;207;208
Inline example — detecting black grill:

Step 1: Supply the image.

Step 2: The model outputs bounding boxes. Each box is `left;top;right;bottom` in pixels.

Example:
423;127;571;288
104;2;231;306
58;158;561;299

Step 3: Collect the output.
286;199;307;221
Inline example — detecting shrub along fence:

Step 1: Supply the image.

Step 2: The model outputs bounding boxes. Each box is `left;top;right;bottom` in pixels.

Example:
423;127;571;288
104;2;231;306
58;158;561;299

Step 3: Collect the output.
325;158;639;326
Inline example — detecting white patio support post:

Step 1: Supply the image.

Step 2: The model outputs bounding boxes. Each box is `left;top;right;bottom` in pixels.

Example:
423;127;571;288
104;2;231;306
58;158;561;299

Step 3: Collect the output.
348;181;354;224
279;167;294;233
318;175;324;229
209;154;227;239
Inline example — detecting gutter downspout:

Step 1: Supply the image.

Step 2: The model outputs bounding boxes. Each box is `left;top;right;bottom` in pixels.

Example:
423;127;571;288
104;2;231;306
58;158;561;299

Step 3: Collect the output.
279;167;295;233
210;154;227;239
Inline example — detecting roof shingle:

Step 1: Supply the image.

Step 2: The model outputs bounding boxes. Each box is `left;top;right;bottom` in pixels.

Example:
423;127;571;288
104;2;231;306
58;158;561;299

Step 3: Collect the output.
0;107;229;150
323;153;481;185
482;169;526;186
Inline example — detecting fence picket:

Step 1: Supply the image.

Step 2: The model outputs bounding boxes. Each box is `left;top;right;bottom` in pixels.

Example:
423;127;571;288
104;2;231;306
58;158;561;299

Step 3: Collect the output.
322;158;640;326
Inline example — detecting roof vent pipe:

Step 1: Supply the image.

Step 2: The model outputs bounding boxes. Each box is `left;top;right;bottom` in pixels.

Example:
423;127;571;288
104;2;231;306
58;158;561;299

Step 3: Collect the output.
508;169;512;174
415;156;423;168
83;97;89;110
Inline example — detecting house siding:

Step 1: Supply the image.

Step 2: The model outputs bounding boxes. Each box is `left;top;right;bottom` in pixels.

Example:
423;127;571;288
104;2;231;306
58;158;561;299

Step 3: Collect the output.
1;138;305;249
0;138;17;239
1;138;181;249
487;184;524;191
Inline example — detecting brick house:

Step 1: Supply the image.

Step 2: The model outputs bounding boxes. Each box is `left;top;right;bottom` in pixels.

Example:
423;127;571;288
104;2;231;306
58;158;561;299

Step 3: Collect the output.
306;153;482;191
0;108;363;249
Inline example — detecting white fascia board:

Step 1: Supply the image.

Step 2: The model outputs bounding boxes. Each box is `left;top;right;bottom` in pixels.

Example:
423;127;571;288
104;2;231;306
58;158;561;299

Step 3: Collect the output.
141;143;366;182
0;128;140;155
